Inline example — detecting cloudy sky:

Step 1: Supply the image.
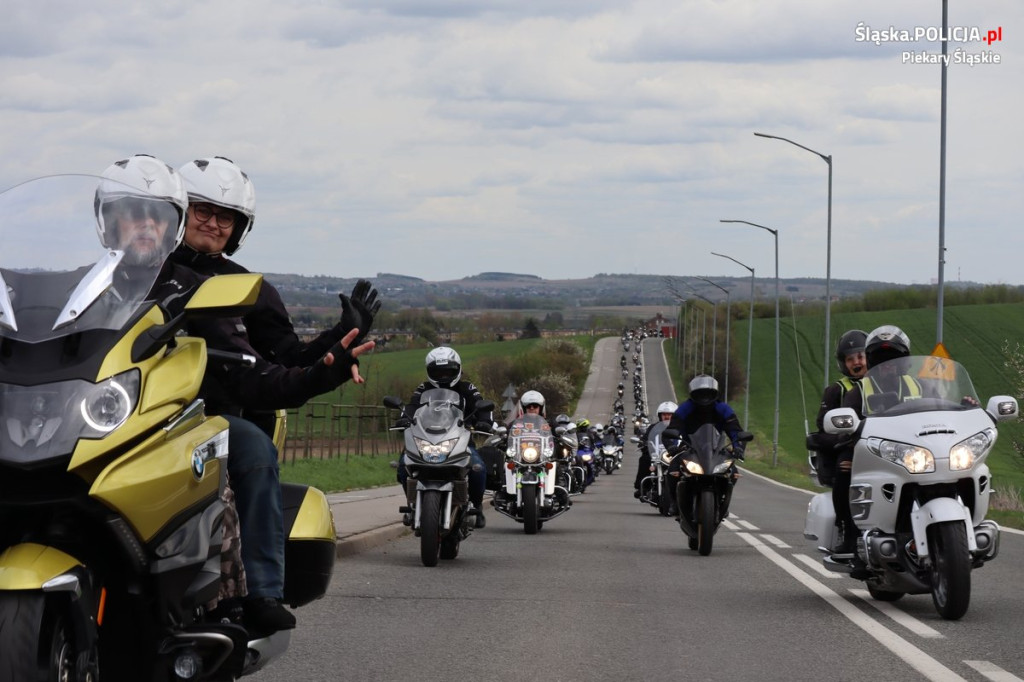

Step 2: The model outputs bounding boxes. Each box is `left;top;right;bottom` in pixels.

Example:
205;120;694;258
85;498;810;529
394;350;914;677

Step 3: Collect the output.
2;0;1019;285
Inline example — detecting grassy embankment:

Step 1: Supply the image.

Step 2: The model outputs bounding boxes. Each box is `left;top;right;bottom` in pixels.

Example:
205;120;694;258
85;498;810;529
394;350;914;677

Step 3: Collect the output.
663;302;1024;530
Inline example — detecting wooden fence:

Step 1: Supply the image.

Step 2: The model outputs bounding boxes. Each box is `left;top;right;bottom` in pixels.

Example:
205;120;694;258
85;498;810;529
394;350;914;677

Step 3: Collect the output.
279;403;400;463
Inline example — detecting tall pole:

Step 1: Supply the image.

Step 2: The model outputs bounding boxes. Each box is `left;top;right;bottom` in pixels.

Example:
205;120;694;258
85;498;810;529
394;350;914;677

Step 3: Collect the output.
722;220;779;467
712;252;755;429
937;0;948;344
695;275;731;402
755;132;832;391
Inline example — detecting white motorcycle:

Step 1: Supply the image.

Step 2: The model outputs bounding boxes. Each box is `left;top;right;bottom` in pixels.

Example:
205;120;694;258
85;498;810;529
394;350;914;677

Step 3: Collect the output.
805;356;1018;620
631;421;673;516
491;414;572;534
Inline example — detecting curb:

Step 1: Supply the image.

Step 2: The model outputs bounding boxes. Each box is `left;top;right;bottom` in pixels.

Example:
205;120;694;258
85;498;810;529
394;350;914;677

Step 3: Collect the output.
335;523;410;558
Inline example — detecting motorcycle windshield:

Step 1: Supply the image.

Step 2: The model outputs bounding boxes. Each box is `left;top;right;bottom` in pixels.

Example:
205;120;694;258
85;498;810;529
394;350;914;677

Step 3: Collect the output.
414;388;464;434
860;356;980;416
0;174;178;344
687;423;727;469
645;421;669;456
508;414;553;461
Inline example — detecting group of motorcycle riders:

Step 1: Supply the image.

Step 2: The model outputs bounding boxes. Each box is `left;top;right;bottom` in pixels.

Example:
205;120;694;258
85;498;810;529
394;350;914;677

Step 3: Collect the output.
84;151;922;641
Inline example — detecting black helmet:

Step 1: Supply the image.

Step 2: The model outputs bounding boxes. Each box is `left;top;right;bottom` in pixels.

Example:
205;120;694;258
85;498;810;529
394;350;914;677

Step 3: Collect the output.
835;329;867;377
688;375;718;407
865;325;911;368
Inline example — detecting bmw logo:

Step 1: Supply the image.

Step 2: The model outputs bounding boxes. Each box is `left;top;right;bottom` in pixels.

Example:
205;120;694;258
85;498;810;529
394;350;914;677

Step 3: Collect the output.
191;450;205;480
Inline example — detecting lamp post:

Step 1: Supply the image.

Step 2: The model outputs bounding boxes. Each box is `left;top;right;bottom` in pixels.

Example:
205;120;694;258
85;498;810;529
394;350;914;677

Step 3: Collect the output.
694;276;730;402
721;220;779;466
712;252;755;429
755;131;832;391
686;289;713;375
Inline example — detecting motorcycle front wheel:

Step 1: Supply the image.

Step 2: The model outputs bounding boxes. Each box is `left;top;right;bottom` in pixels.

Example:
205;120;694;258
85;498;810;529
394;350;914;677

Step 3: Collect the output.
523;485;539;535
929;521;971;620
0;593;82;682
419;490;443;567
697;488;716;556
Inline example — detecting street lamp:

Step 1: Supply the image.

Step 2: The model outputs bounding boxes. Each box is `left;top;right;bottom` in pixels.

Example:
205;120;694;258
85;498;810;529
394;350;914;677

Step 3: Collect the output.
712;251;753;428
686;285;717;377
755;131;832;392
721;220;779;467
694;276;730;403
686;289;713;374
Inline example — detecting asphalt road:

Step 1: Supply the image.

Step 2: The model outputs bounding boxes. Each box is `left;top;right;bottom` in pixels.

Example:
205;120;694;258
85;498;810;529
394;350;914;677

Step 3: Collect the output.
255;336;1024;682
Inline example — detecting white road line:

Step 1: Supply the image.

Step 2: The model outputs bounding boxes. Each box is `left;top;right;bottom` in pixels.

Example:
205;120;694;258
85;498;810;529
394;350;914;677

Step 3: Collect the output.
760;533;790;549
849;589;944;639
736;532;967;682
790;553;841;579
735;519;759;531
721;519;741;531
964;661;1024;681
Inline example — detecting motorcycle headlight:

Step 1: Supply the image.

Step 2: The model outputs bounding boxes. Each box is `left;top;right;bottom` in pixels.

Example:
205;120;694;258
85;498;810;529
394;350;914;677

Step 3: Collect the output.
414;437;458;463
581;453;592;462
683;460;704;475
874;439;934;473
522;445;540;463
80;373;137;433
712;460;734;474
949;428;995;471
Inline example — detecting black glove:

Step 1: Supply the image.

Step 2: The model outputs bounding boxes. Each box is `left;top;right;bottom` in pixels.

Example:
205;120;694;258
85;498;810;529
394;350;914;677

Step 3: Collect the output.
732;443;746;461
339;279;382;343
315;338;360;387
395;417;412;429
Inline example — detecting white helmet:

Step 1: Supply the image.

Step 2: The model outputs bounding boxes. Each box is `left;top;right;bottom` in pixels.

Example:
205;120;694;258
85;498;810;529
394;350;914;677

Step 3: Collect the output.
688;375;719;407
593;422;604;435
519;390;546;415
425;346;462;387
95;154;187;265
656;401;678;416
178;156;256;256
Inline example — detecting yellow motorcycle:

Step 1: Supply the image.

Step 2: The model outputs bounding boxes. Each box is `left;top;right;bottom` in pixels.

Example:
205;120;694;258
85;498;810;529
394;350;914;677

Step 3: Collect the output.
0;174;336;681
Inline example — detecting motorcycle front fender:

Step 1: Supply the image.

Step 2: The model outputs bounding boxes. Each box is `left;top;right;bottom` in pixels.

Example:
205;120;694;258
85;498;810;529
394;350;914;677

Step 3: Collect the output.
911;497;976;558
0;543;82;590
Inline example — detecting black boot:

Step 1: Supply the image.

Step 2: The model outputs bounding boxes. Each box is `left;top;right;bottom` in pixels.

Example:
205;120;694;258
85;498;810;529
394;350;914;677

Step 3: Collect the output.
243;597;296;636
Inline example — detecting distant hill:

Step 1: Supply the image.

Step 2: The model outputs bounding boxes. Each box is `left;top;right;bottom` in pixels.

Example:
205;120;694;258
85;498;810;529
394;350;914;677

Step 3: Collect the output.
263;271;1002;310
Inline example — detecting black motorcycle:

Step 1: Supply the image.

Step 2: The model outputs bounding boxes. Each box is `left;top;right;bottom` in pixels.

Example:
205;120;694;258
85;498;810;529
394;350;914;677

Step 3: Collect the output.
665;424;753;556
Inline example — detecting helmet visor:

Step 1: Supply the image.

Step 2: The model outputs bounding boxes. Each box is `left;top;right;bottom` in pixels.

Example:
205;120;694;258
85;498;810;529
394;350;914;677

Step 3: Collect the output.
427;363;460;386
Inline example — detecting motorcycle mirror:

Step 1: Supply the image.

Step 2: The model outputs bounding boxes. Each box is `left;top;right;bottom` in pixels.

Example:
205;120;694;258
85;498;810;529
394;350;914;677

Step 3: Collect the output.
382;396;403;410
987;396;1019;421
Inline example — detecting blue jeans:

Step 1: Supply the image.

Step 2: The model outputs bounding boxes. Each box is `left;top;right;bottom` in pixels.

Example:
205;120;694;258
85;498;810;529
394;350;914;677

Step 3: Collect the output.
397;446;486;508
224;416;284;600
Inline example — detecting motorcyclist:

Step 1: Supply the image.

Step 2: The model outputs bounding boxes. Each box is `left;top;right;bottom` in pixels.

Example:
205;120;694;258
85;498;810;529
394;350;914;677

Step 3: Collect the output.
100;155;373;634
808;330;868;553
834;325;920;558
667;375;744;452
396;347;491;528
665;375;743;517
633;401;677;497
172;156;382;437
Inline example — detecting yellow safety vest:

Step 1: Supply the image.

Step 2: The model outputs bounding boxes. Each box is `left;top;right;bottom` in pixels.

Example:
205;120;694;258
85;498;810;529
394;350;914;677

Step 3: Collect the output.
861;375;922;414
